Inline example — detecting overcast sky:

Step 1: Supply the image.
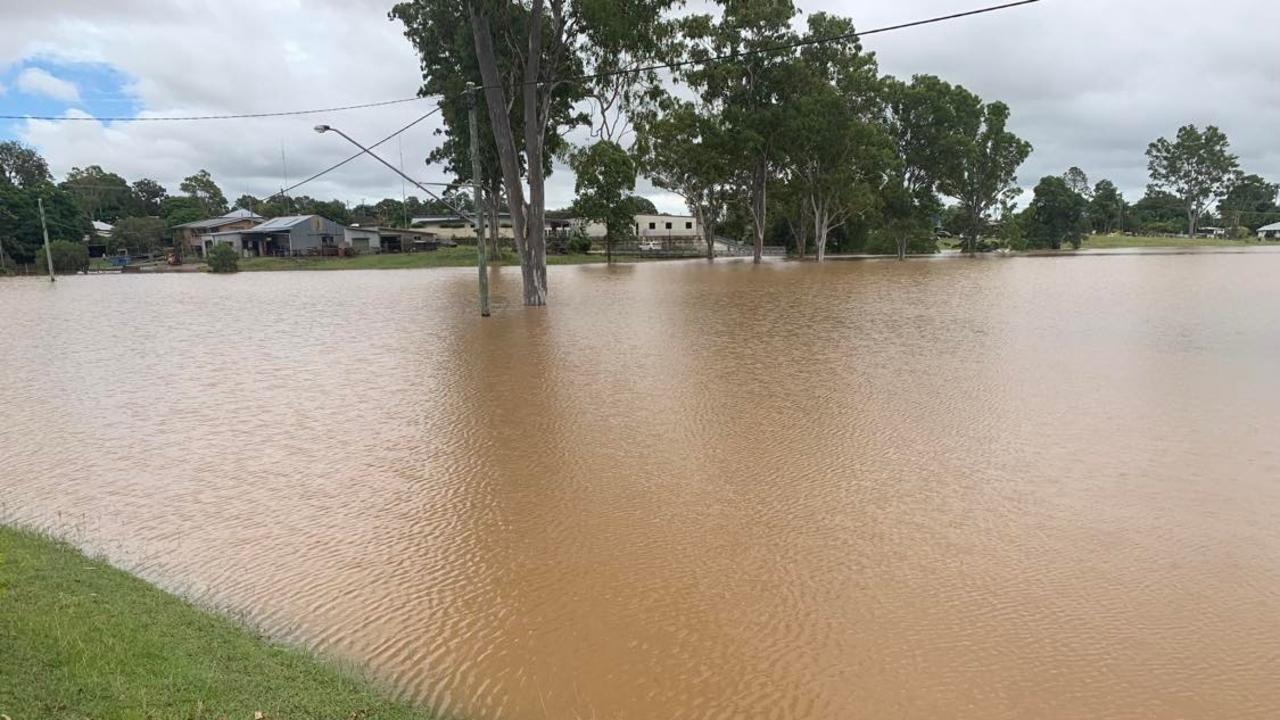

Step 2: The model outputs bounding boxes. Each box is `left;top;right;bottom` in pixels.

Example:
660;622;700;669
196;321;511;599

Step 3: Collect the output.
2;0;1278;215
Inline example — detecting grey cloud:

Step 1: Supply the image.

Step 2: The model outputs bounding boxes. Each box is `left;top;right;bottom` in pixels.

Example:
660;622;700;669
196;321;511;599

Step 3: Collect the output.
4;0;1278;212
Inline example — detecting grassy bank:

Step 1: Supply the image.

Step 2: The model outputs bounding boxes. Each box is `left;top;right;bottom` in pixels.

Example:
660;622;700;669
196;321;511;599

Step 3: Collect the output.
0;527;430;720
238;246;607;272
1076;234;1256;250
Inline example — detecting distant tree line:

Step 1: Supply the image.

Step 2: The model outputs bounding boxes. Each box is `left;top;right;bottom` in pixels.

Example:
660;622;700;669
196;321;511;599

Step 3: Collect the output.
987;125;1279;251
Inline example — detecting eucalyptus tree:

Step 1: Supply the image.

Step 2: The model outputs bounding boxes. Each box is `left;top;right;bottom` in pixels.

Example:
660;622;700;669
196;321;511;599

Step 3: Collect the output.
0;141;51;188
681;0;797;263
632;98;732;260
392;0;586;260
179;170;229;217
393;0;675;305
1146;125;1239;239
1026;175;1089;250
939;100;1032;255
569;140;636;262
61;165;132;223
1063;166;1091;198
776;13;889;263
1218;173;1278;231
1088;179;1126;234
129;178;169;217
882;75;976;260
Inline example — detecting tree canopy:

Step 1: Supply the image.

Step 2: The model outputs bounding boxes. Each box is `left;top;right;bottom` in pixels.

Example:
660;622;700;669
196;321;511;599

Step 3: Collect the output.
1026;175;1089;250
1146;125;1239;238
179;170;229;217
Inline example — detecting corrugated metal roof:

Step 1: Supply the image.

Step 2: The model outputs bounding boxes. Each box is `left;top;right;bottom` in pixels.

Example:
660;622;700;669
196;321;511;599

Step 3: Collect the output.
249;215;315;232
1258;222;1280;232
172;209;264;230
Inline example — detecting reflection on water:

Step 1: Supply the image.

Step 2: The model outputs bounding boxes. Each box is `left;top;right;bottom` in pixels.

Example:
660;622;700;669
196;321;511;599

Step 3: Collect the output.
3;255;1280;719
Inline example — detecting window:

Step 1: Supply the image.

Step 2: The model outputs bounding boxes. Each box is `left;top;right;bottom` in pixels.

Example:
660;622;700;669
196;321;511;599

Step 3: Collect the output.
686;222;693;229
665;222;672;230
649;222;656;230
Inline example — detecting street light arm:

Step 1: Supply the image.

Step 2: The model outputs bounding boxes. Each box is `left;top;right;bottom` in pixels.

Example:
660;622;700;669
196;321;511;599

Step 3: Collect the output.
319;126;477;226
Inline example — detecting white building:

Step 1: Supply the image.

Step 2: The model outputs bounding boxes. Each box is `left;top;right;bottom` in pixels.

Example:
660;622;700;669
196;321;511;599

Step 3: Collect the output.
574;214;703;240
411;214;571;241
634;213;701;239
1257;222;1280;240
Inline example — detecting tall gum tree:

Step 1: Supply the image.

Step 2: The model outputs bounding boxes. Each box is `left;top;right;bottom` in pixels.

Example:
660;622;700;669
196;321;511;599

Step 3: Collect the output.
938;100;1032;255
882;75;974;261
681;0;797;264
633;98;732;261
396;0;674;306
1146;125;1240;240
779;13;889;263
391;0;587;261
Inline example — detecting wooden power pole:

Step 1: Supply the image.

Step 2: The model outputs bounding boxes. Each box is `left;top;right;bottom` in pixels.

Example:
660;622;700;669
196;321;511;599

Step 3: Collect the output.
467;83;491;317
38;197;55;282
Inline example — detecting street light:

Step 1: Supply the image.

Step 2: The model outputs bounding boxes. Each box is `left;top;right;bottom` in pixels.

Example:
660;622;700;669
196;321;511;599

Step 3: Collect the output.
315;122;490;316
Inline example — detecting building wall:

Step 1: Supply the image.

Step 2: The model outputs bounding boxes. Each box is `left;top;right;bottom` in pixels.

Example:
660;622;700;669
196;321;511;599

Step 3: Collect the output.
345;227;382;253
180;219;262;255
634;214;700;238
285;216;346;253
414;220;516;240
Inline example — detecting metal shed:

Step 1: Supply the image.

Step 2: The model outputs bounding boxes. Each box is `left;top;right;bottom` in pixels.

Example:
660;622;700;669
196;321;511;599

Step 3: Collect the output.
239;215;347;256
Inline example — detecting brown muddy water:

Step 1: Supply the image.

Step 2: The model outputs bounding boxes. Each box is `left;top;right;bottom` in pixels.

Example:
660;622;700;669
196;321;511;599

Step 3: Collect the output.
3;254;1280;719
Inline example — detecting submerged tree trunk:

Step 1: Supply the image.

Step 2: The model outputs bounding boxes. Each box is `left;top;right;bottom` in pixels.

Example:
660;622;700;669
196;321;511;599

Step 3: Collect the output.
896;233;907;261
486;180;501;260
813;209;830;263
696;206;714;260
749;160;768;264
470;3;547;306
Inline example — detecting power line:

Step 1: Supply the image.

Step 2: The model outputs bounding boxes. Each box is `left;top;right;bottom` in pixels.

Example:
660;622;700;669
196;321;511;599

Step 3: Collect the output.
263;104;444;200
548;0;1043;89
4;1;1039;125
0;95;438;123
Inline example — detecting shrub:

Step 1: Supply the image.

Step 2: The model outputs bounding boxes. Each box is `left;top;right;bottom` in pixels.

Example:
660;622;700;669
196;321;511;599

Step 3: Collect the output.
207;243;239;273
1230;225;1253;240
568;229;593;254
34;240;90;275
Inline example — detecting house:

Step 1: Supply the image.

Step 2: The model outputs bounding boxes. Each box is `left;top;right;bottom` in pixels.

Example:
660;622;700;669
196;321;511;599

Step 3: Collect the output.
173;209;265;257
344;226;446;253
1258;222;1280;240
85;221;114;258
204;215;346;257
411;214;572;241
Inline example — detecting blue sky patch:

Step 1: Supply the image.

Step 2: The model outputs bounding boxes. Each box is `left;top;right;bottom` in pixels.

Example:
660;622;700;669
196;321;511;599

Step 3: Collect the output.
1;58;140;140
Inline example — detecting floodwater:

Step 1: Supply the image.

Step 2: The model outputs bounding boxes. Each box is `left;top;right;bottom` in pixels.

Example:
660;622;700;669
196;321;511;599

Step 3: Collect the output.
4;253;1280;720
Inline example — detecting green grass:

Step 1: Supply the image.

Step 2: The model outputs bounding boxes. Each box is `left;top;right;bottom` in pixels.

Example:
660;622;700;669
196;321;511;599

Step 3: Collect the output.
237;246;610;272
0;526;431;720
1074;234;1258;250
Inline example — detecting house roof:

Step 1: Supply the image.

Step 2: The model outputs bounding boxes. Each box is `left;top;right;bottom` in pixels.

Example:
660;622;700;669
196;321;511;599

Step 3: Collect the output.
92;220;114;233
173;208;265;230
1258;222;1280;232
247;215;321;232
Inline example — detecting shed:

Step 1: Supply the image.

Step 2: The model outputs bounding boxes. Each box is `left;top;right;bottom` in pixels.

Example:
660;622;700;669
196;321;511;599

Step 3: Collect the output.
236;215;347;256
1258;222;1280;240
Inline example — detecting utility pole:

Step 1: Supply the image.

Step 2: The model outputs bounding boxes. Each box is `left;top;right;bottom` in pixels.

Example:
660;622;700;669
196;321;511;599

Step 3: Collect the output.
467;84;491;317
38;197;55;282
314;122;490;317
